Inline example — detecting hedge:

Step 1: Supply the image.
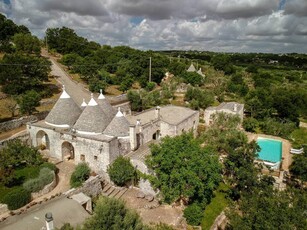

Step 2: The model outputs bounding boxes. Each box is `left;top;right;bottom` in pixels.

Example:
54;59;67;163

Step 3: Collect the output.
2;187;31;210
23;167;54;193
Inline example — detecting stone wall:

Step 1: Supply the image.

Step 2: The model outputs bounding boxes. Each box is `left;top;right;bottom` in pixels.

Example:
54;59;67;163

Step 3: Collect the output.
138;179;158;196
64;175;104;198
107;94;128;105
0;111;49;133
141;120;160;144
0;132;30;149
31;173;57;199
0;204;8;215
210;211;227;230
160;111;199;138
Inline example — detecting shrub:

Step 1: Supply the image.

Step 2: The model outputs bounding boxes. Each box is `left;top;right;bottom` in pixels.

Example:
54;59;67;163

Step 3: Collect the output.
23;167;54;193
83;196;145;230
108;156;136;186
260;118;296;139
58;223;74;230
2;187;31;210
23;178;42;193
243;117;259;132
39;168;55;184
146;82;156;91
70;163;91;188
183;203;204;226
39;162;58;173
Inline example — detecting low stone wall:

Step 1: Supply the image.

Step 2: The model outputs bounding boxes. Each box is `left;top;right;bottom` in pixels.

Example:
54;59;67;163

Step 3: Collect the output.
210;211;227;230
0;132;30;149
31;173;57;200
0;204;8;215
108;94;128;105
64;175;104;198
139;179;158;196
0;111;49;133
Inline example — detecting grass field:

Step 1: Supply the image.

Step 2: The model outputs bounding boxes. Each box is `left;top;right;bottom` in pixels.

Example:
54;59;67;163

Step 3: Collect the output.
105;85;123;96
201;183;229;230
0;97;17;120
290;127;307;148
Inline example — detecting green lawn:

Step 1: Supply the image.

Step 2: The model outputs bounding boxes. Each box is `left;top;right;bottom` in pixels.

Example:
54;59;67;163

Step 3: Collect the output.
289;127;307;148
201;183;229;230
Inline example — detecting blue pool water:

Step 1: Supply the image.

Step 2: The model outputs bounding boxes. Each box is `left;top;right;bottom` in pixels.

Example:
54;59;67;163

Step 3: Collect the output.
257;138;282;163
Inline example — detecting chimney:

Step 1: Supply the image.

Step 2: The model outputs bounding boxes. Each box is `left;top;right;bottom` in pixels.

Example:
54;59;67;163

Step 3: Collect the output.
45;212;54;230
129;125;137;151
233;103;237;112
155;106;160;119
136;119;142;133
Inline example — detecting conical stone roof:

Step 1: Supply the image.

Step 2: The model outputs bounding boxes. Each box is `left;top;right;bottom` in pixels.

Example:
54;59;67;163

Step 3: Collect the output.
74;94;111;135
45;86;81;128
104;108;130;137
197;68;205;77
97;90;116;119
187;63;196;72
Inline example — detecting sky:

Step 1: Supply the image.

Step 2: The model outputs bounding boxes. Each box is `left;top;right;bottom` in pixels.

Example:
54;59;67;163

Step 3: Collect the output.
1;0;307;53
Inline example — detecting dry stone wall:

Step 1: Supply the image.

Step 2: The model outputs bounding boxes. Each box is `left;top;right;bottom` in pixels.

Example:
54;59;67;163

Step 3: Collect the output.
0;111;49;132
65;175;104;198
31;173;57;199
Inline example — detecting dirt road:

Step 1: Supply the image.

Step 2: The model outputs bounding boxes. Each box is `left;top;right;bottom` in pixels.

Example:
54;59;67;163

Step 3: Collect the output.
42;49;90;105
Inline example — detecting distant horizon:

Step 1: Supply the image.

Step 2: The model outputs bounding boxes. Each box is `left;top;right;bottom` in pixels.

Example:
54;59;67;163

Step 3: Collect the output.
1;0;307;54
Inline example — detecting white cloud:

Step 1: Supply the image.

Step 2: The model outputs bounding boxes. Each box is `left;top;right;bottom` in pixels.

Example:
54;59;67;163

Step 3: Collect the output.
1;0;307;53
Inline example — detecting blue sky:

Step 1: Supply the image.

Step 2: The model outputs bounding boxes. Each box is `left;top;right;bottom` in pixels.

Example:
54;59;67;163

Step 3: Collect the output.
1;0;307;53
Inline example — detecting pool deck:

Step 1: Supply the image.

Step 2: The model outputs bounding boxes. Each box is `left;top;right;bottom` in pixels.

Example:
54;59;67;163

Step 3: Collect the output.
246;133;292;171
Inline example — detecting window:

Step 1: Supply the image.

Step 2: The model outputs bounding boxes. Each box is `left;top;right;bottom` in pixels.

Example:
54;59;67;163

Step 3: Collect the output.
80;154;85;161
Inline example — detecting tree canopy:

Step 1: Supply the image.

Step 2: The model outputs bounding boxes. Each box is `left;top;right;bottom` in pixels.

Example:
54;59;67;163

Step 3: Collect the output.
146;133;222;204
289;148;307;183
0;53;51;95
17;90;41;115
108;156;136;186
82;197;146;230
13;33;41;55
0;13;30;52
227;186;307;230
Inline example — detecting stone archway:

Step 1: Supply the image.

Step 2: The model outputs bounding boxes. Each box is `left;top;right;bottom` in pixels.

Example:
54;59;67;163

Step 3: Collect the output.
62;141;74;161
36;130;50;150
152;130;160;140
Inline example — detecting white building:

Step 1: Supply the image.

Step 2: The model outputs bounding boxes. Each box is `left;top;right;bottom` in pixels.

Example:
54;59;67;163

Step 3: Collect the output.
27;86;199;175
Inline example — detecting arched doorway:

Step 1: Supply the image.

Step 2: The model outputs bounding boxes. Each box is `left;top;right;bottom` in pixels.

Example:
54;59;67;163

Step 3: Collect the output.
152;130;160;140
62;141;74;161
36;130;50;150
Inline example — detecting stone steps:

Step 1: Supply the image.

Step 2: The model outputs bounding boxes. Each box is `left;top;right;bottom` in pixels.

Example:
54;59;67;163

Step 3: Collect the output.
102;184;112;193
101;182;128;199
114;188;128;199
105;187;115;196
109;189;121;198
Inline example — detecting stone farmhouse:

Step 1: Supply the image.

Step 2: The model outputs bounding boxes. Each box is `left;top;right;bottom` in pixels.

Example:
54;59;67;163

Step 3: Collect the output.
27;86;199;176
204;102;244;126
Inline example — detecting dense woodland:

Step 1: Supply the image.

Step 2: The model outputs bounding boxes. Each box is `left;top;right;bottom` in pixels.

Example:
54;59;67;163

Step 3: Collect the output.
1;14;307;229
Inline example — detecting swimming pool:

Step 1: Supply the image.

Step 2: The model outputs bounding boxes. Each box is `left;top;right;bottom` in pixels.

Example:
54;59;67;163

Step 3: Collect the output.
257;138;282;163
